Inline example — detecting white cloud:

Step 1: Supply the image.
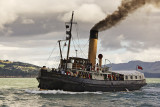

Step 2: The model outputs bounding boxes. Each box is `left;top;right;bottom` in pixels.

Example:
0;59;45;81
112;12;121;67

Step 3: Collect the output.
0;0;18;30
99;4;160;51
0;0;160;66
102;48;160;64
21;18;34;24
0;0;81;31
0;44;20;51
62;4;105;23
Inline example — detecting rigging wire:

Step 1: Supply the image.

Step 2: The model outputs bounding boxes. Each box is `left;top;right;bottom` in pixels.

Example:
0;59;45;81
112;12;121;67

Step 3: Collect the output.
74;24;88;58
53;40;68;68
52;42;66;68
71;37;77;56
83;39;89;52
62;41;66;53
52;55;60;68
44;42;58;66
73;36;87;58
45;18;92;67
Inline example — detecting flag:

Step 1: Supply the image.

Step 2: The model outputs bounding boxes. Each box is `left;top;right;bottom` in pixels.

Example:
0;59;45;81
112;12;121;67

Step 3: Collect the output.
137;65;143;70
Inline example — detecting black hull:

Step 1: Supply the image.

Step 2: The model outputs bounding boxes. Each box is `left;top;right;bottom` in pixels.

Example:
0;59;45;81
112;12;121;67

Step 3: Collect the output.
37;71;147;92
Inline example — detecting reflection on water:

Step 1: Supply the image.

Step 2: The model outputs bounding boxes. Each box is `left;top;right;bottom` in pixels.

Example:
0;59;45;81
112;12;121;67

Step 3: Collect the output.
0;78;160;107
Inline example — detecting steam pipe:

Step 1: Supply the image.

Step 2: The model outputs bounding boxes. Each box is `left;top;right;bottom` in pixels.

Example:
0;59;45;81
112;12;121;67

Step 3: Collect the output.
98;54;103;67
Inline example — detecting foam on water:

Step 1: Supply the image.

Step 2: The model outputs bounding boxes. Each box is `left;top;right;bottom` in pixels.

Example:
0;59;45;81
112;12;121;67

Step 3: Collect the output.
0;78;160;107
143;87;160;93
25;89;103;95
146;78;160;83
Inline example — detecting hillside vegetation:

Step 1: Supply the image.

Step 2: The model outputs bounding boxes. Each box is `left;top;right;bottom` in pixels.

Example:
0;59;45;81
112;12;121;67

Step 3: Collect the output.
0;60;40;78
1;60;160;78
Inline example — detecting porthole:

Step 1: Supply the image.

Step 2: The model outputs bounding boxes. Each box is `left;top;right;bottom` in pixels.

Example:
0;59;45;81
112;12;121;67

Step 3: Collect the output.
139;76;141;79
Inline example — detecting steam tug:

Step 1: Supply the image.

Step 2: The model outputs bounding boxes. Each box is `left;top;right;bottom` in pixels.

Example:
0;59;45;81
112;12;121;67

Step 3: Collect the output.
37;12;147;92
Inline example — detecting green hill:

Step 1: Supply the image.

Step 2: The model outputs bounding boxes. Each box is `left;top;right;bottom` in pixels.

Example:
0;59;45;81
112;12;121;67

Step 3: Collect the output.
0;60;41;78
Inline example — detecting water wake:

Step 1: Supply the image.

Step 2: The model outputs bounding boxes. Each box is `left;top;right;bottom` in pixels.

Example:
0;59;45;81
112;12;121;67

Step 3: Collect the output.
25;89;102;95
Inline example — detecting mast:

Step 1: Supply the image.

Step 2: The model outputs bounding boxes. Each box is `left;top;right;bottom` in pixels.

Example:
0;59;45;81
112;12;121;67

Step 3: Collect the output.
58;40;63;59
66;11;74;70
58;40;63;68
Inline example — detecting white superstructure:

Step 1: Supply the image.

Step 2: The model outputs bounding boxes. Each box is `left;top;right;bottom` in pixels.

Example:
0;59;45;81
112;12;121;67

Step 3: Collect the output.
112;70;145;80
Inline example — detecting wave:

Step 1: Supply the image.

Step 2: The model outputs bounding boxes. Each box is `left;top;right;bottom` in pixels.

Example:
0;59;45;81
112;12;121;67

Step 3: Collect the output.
143;87;160;93
146;78;160;84
25;89;103;95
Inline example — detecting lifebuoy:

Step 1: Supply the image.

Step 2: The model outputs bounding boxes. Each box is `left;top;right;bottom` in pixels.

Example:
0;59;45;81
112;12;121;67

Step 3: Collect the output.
97;67;99;71
66;72;71;75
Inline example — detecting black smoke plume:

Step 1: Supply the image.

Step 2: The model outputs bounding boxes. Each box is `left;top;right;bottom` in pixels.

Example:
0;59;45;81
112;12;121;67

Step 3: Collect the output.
92;0;160;32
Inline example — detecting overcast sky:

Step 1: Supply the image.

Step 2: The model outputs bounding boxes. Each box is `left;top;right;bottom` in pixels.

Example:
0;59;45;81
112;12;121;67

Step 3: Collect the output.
0;0;160;67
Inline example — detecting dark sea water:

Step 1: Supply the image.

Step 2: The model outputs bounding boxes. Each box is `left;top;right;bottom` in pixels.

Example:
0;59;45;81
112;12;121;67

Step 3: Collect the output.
0;78;160;107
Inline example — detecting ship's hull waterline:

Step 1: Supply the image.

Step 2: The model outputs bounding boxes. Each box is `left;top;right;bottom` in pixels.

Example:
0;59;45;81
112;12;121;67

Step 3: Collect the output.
37;72;147;92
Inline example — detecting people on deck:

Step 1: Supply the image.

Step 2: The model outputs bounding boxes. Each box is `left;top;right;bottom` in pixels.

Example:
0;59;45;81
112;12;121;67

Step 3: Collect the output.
40;66;47;72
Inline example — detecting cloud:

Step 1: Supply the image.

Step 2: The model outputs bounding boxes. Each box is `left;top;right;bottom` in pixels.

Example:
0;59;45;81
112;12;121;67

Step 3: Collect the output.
99;5;160;52
62;4;105;23
21;17;35;24
0;0;83;31
0;44;20;51
0;31;64;48
102;47;160;64
0;0;17;30
94;0;121;13
0;0;160;66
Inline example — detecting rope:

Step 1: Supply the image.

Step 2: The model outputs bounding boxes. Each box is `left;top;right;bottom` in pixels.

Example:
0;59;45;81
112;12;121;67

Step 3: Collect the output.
61;41;66;54
44;42;58;66
71;37;77;56
74;24;88;58
72;36;87;58
52;55;60;68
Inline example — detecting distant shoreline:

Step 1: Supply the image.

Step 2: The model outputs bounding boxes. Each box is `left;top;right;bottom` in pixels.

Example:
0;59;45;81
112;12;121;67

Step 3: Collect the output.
0;76;36;78
0;77;159;78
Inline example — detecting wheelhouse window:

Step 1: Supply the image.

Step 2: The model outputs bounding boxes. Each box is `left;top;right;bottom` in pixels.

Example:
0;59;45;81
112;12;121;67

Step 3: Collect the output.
139;76;141;79
135;76;137;79
71;59;74;63
125;76;128;80
103;74;107;80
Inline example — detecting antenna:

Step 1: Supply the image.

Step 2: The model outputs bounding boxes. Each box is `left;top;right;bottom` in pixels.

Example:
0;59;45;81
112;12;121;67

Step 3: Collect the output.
75;49;78;57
